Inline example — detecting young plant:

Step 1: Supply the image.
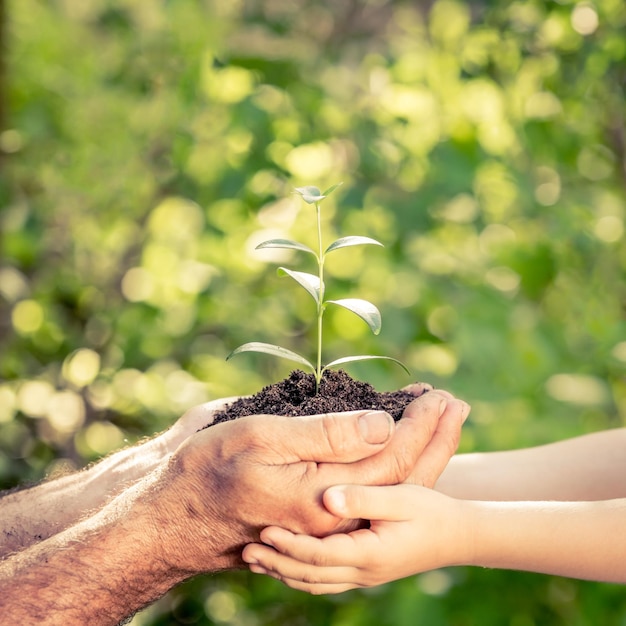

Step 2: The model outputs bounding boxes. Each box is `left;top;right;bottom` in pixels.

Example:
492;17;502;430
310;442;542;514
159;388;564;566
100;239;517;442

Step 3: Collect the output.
227;183;408;391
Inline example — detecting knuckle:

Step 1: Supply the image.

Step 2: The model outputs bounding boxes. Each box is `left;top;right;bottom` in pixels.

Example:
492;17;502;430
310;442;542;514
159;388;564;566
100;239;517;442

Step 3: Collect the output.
320;414;352;456
388;448;414;483
302;571;323;585
447;427;462;454
416;409;438;440
309;552;330;568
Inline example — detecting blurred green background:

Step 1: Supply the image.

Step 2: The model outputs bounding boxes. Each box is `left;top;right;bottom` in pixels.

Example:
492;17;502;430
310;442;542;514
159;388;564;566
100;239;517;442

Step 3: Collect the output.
1;0;625;624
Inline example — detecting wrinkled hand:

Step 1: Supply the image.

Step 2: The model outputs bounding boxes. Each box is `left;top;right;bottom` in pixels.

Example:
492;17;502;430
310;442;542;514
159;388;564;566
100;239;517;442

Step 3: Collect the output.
158;396;241;454
144;389;460;574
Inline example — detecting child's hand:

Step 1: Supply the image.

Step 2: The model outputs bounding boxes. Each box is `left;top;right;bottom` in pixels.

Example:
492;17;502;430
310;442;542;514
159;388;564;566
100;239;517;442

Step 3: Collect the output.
242;484;472;594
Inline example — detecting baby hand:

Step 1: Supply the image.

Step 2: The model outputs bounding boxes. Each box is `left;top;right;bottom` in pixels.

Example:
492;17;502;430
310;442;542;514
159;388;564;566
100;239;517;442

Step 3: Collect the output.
242;483;472;594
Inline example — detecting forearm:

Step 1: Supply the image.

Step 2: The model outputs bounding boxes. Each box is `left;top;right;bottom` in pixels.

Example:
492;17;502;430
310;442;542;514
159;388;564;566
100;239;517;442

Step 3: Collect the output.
0;467;192;625
467;498;626;582
0;433;173;557
437;429;626;501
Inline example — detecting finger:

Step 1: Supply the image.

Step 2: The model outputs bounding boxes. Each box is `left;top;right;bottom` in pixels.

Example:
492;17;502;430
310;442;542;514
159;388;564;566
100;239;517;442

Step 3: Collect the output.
249;562;359;595
401;384;458;403
407;399;470;487
253;526;366;568
243;532;366;591
243;540;359;585
246;410;395;465
323;484;415;521
401;381;434;396
322;391;449;485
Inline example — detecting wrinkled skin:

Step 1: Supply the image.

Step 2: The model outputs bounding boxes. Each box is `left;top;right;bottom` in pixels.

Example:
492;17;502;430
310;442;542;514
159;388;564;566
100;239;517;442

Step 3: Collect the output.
148;388;469;573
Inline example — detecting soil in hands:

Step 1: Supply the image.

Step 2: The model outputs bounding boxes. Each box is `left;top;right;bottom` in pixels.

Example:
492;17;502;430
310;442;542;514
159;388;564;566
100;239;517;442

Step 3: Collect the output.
208;369;417;427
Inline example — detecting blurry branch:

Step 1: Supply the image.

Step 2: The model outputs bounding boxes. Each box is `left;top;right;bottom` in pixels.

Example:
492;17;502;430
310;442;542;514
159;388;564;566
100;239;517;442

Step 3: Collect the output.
605;61;626;188
327;0;395;50
0;0;5;141
608;107;626;188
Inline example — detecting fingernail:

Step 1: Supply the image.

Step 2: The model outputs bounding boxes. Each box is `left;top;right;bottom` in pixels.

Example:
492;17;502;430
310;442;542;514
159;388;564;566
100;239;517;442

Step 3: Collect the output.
325;486;347;515
461;401;471;423
438;398;448;417
359;411;393;444
243;554;258;564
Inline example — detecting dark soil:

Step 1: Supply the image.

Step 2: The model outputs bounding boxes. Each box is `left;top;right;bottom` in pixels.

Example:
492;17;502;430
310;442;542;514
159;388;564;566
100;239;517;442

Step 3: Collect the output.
208;369;417;427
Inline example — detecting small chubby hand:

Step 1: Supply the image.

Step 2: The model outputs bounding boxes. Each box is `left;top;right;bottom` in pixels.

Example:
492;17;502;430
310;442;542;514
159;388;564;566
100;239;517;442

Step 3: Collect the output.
242;483;470;594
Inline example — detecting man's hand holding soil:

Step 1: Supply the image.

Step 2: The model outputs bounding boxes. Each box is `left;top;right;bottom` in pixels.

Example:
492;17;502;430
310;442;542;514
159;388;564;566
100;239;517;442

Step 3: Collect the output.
153;388;468;574
0;388;467;625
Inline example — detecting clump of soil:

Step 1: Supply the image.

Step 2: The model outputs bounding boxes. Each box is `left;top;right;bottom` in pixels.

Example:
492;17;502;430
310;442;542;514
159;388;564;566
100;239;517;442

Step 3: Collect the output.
208;369;417;427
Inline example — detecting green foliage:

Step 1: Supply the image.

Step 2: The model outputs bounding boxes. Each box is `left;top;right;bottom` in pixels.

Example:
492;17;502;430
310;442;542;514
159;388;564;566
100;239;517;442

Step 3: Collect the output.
2;0;626;624
228;183;408;390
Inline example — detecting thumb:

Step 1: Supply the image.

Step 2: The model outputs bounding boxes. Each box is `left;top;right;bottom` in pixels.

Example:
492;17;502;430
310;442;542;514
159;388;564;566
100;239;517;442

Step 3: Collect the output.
325;390;449;486
323;484;414;521
272;410;395;464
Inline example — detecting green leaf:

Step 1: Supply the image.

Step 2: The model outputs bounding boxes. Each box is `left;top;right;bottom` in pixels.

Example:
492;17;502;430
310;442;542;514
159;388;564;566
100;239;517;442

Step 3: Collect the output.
226;342;315;371
294;186;325;204
326;298;382;334
324;355;411;376
256;239;316;257
322;182;343;196
325;236;383;254
278;268;322;304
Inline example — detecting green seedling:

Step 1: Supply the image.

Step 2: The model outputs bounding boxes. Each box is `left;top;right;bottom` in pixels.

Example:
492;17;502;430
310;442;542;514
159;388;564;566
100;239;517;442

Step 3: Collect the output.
227;183;409;391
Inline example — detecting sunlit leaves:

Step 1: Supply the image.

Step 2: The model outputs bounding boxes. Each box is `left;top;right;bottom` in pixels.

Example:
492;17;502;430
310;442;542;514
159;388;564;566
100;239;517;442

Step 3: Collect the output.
325;355;411;376
230;184;406;388
326;298;382;335
293;185;326;204
325;236;383;254
277;268;322;304
322;182;344;196
226;342;314;372
294;182;342;204
256;239;317;257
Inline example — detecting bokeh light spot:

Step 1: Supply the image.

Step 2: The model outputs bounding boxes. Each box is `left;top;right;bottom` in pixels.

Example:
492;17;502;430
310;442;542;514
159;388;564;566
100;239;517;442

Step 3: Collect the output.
205;590;239;623
122;267;156;302
17;380;55;418
418;569;454;596
545;374;609;406
81;421;125;456
285;143;334;180
594;216;623;243
46;391;86;434
12;300;44;334
63;349;101;388
571;4;599;35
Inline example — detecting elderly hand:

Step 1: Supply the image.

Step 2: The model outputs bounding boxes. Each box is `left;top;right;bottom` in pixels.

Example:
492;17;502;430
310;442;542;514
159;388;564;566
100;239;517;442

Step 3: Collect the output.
144;389;463;574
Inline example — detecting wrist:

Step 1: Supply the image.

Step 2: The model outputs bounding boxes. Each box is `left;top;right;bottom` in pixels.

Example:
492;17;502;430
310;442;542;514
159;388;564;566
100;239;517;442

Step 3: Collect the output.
458;499;483;568
139;460;240;575
462;500;520;570
438;496;478;569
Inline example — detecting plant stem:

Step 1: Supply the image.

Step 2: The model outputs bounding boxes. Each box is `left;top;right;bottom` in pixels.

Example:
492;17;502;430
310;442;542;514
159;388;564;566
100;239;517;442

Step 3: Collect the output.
315;201;324;392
